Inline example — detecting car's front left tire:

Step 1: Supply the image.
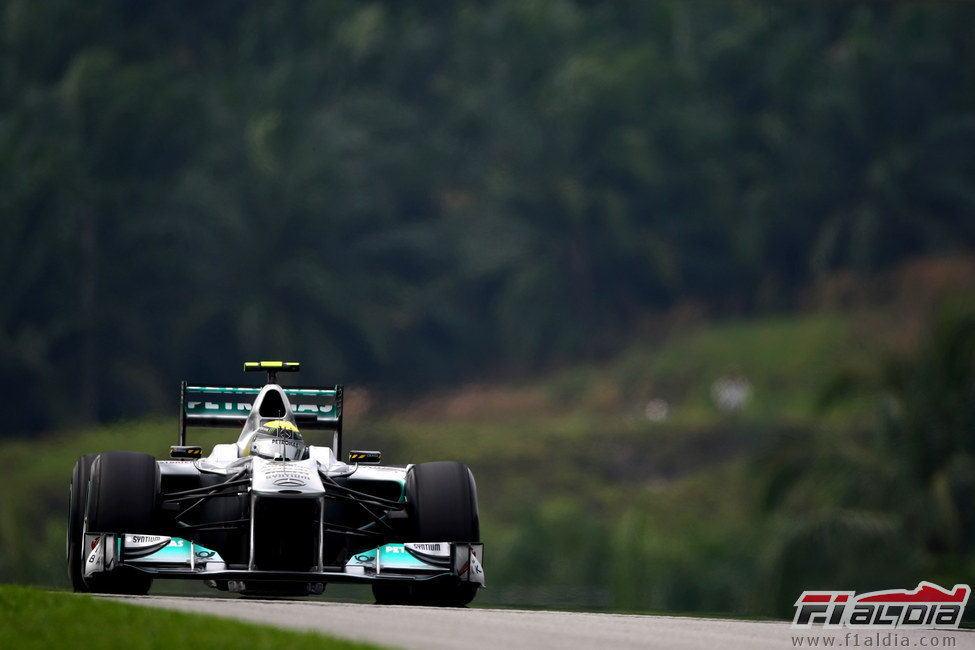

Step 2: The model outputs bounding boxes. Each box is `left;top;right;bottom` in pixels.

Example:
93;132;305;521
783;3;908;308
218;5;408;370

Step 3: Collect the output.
372;461;480;606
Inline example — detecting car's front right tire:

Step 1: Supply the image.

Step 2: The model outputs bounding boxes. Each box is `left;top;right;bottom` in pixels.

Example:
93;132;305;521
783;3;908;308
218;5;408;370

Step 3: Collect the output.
67;453;99;592
82;451;159;595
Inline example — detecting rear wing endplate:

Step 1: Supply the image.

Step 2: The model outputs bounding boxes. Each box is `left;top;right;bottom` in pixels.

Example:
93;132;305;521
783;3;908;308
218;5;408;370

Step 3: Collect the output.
178;381;343;450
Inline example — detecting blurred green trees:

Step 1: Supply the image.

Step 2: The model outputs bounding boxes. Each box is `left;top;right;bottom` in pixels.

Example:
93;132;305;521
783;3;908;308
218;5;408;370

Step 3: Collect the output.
476;300;975;615
2;1;975;432
756;299;975;615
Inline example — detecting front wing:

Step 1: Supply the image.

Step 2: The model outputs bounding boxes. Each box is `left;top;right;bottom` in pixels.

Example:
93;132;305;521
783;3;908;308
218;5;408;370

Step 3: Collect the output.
84;534;484;587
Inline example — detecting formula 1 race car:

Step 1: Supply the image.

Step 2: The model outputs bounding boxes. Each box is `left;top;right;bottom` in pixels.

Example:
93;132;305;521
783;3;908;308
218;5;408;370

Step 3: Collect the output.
67;362;483;605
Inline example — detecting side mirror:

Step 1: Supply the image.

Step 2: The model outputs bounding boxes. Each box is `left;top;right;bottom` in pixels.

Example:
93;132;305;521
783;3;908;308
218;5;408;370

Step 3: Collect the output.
348;450;381;464
170;445;203;459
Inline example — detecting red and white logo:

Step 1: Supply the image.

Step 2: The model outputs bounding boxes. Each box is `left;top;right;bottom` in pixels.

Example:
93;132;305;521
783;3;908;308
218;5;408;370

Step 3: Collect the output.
792;581;969;629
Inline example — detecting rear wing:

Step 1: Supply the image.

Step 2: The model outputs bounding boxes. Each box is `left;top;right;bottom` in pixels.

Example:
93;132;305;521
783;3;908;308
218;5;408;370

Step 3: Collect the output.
178;381;344;450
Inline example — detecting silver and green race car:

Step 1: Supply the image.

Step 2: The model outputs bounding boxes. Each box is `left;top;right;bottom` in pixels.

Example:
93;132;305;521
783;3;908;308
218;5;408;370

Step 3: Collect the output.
67;361;483;605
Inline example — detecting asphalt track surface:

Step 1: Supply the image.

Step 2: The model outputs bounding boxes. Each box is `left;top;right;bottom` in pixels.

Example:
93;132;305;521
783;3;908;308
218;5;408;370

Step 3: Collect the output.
107;595;975;650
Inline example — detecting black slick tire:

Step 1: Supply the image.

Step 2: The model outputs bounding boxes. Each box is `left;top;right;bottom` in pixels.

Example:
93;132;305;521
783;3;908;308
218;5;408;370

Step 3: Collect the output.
373;461;480;607
67;454;99;592
84;451;159;594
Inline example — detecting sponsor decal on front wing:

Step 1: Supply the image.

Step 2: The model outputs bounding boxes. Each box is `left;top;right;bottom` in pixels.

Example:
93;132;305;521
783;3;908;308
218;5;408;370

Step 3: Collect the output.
124;535;171;558
123;536;224;567
404;542;451;566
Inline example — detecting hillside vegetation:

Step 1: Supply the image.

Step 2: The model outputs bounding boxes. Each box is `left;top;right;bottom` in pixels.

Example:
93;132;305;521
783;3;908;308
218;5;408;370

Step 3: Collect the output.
4;273;972;617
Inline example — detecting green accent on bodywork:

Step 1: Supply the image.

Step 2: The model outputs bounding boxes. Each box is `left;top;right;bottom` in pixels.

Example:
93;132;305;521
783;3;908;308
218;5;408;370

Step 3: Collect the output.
187;387;337;397
129;538;223;565
345;544;442;571
347;548;377;566
184;401;253;416
184;398;335;416
284;389;338;397
184;387;338;418
187;386;261;394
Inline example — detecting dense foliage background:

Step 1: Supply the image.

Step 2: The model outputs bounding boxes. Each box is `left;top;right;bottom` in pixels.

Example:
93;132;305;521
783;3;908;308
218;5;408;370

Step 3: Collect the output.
3;1;975;432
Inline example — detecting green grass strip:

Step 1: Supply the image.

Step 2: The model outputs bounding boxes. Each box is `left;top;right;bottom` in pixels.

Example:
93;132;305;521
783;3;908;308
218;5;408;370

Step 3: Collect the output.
0;585;389;650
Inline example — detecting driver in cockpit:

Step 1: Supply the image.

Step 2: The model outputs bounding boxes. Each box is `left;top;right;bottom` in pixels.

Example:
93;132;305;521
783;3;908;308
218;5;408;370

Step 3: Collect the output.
243;420;307;461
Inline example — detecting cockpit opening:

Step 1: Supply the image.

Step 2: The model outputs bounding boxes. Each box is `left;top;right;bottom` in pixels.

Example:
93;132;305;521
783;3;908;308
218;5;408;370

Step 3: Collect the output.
259;389;287;418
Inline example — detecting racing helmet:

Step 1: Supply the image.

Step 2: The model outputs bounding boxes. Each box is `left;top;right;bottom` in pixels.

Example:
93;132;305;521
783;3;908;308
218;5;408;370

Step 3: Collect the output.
248;419;306;461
